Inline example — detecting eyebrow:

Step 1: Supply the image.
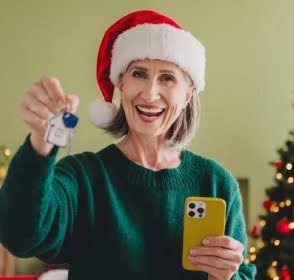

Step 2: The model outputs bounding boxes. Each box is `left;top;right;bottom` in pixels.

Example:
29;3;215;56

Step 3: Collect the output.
129;66;176;74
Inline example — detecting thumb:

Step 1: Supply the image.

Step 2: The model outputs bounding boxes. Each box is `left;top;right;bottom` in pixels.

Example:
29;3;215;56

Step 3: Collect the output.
66;94;80;114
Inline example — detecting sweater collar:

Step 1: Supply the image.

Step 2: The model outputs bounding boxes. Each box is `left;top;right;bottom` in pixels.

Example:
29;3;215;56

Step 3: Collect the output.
105;144;197;191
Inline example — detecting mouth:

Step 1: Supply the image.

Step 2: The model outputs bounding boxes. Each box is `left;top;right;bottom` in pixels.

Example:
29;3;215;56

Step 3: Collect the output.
135;105;165;117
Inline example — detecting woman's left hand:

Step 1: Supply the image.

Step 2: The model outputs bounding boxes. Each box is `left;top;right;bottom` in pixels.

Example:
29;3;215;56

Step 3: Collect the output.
188;236;244;280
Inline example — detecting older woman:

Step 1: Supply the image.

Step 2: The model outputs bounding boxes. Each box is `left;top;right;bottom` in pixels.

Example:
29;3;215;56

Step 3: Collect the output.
0;10;256;280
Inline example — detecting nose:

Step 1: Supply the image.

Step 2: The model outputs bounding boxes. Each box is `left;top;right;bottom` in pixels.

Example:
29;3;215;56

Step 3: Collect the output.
140;79;160;102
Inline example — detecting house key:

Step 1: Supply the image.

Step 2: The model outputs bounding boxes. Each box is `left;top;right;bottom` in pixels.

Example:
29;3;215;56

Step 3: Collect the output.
44;112;79;153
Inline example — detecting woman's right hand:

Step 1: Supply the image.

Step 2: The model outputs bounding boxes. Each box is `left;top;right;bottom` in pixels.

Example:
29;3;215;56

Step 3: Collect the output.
20;76;79;156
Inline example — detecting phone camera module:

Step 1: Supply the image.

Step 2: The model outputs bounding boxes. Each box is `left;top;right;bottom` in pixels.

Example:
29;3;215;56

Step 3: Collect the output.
188;211;195;217
188;202;196;209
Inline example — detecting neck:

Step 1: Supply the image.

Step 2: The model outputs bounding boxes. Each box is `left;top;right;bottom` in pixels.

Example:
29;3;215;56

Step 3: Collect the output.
116;133;181;171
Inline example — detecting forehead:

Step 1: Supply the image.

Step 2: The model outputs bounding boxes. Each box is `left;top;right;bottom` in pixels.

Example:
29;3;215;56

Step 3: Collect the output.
128;59;184;73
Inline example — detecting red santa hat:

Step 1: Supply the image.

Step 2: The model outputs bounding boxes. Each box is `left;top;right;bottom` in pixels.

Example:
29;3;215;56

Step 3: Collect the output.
89;10;206;128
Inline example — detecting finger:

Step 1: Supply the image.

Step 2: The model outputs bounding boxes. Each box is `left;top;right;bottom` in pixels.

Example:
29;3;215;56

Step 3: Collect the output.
192;262;233;280
203;236;244;251
40;76;67;109
20;103;48;134
33;85;60;114
189;253;242;270
190;245;244;264
188;255;237;280
22;90;55;120
27;83;61;115
65;94;80;114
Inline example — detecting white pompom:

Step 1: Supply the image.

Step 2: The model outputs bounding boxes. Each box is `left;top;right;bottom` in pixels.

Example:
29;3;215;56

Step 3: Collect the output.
38;269;68;280
88;99;119;128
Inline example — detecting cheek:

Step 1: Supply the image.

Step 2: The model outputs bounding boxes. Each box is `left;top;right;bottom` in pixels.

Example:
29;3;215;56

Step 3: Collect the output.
167;91;189;109
120;81;139;101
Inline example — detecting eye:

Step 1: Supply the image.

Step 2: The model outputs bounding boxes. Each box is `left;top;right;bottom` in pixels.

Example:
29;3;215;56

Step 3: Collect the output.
160;74;175;82
132;70;146;79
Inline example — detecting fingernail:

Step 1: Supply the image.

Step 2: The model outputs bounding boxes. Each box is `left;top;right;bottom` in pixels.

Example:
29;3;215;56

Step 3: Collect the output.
189;249;196;256
203;239;209;245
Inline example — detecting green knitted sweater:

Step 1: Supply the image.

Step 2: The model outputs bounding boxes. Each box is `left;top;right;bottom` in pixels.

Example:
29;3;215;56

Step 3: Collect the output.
0;138;256;279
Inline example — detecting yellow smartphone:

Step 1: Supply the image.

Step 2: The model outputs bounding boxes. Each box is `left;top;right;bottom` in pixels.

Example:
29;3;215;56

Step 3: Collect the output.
182;196;226;271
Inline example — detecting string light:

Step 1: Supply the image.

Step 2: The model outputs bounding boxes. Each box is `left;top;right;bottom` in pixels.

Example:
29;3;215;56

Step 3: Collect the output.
259;241;265;249
249;246;256;253
287;177;294;183
273;240;280;246
267;265;278;278
289;222;294;229
4;148;11;157
270;204;279;213
260;220;266;227
287;177;294;184
276;173;282;180
250;254;256;261
279;201;285;208
0;146;11;182
285;199;291;206
286;163;293;170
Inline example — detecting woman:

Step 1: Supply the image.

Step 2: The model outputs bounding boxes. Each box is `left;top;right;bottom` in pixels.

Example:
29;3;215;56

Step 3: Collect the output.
0;10;256;279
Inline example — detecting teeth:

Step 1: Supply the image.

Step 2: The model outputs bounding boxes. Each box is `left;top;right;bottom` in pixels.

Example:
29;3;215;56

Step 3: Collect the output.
136;106;164;114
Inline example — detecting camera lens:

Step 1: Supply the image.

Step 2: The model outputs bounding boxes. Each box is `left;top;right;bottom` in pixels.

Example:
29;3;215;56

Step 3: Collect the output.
188;211;195;217
197;207;204;214
188;202;196;209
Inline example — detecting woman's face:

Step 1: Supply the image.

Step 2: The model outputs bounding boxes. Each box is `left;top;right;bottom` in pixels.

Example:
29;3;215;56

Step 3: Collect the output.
119;59;194;138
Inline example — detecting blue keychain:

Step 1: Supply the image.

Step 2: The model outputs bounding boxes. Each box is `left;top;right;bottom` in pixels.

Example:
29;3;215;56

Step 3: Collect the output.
62;112;79;129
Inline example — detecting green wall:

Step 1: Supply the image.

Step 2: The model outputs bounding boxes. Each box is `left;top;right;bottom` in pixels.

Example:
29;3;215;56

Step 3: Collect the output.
1;0;294;274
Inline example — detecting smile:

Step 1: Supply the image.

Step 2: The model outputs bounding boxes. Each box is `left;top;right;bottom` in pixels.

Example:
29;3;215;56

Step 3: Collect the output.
135;105;165;117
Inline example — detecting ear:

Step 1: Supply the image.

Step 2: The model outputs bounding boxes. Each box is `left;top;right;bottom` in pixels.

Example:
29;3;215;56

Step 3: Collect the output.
118;80;123;92
118;73;124;92
184;86;195;107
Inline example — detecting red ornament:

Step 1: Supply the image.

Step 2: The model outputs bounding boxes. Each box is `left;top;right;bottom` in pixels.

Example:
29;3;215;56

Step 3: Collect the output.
274;160;283;169
280;267;291;280
276;219;291;235
250;225;258;238
263;200;272;210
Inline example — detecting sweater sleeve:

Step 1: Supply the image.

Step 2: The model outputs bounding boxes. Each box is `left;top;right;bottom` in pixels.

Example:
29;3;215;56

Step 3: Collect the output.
0;136;78;263
224;177;256;279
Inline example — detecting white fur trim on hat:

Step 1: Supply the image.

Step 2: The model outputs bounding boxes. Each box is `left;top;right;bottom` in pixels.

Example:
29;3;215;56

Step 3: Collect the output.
38;269;68;280
110;23;206;94
88;99;119;128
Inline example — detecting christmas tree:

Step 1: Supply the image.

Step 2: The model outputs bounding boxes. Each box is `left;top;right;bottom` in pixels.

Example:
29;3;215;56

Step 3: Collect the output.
247;132;294;280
